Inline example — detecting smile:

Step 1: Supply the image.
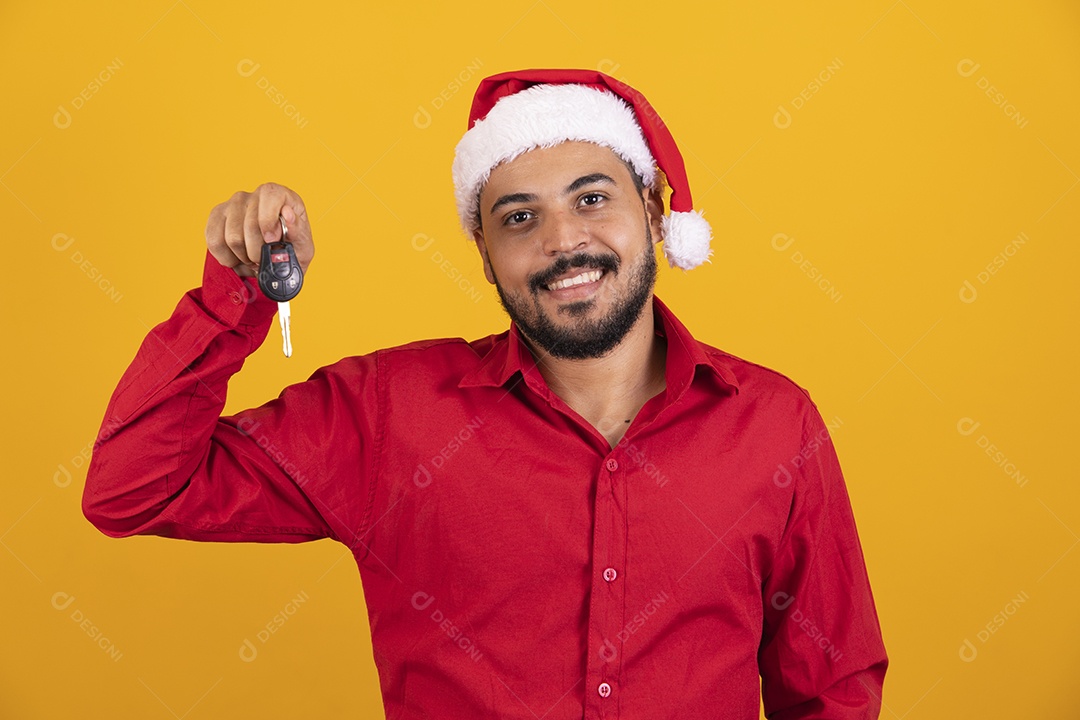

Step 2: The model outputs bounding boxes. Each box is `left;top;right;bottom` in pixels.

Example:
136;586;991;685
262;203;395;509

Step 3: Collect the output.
545;269;604;291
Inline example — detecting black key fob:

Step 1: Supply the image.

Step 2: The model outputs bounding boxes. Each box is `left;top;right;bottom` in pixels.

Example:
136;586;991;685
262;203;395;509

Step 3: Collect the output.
258;241;303;302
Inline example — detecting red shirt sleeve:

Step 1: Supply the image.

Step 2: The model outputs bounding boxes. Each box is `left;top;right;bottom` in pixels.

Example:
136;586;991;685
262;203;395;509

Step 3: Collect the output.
82;252;378;546
758;403;889;719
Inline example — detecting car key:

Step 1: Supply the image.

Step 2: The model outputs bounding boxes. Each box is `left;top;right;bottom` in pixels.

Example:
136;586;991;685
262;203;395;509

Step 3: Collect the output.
258;216;303;357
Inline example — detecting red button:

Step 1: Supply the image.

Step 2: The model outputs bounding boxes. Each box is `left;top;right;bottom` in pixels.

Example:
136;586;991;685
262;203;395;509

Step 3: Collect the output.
605;458;619;471
228;291;243;305
598;682;612;698
603;567;617;582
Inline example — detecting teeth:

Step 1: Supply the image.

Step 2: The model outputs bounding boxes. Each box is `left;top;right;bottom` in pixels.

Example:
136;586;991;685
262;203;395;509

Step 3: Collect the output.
547;270;602;291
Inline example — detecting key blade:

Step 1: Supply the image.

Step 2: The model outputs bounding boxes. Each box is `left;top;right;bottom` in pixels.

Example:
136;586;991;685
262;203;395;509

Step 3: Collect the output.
281;315;292;358
278;302;292;358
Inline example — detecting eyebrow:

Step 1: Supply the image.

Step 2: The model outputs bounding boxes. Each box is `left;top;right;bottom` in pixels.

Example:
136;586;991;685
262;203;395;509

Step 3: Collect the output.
566;172;617;194
487;173;618;216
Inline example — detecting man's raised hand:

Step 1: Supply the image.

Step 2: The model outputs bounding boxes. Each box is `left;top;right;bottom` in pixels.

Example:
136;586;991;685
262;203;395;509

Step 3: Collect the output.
205;183;314;277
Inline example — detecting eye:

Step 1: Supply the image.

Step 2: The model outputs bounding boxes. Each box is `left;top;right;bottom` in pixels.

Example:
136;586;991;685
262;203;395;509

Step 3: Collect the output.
579;192;606;207
504;210;534;226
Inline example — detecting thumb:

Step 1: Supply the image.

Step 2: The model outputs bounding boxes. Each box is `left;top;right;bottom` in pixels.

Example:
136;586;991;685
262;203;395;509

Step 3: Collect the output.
280;206;314;273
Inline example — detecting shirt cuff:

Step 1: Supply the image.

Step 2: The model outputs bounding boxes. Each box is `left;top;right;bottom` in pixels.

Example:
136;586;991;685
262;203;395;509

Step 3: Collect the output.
198;250;279;328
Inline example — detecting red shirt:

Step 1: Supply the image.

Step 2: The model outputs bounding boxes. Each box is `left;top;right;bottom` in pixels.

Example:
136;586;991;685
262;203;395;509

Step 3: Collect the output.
85;254;888;719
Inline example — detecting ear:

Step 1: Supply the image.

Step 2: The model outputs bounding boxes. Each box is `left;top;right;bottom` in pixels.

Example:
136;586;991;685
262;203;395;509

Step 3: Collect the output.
472;228;496;285
642;186;665;246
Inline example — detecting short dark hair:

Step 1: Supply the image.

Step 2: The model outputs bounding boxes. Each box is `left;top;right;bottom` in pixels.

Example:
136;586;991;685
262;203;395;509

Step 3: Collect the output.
618;155;647;195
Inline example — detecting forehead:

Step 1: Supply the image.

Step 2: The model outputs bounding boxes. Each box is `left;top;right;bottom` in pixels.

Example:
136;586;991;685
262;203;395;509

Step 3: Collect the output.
483;141;629;190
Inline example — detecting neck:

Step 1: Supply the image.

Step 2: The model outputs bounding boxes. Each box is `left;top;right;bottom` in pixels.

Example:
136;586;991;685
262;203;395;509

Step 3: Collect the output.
521;299;667;440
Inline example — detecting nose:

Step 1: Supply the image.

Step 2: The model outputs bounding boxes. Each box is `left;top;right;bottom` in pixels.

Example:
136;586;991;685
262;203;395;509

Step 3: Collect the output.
539;210;587;256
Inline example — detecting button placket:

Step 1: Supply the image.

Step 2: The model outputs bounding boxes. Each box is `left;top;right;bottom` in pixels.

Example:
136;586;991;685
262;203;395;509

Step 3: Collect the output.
584;453;627;716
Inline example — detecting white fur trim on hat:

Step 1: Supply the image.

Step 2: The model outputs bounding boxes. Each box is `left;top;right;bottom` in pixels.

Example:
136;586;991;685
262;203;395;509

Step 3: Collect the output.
661;210;712;270
452;84;657;235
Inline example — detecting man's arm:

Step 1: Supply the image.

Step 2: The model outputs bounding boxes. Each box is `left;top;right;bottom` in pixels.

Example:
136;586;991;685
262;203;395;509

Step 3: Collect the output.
758;405;889;719
83;185;375;545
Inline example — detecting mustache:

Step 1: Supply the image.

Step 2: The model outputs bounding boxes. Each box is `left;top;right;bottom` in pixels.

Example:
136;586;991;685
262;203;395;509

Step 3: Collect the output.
529;252;620;293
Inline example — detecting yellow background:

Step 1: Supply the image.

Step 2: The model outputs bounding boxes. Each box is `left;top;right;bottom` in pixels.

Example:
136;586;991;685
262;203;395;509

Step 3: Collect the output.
3;0;1078;717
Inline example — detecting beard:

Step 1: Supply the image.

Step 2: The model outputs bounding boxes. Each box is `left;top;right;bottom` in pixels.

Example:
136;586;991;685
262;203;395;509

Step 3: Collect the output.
491;224;658;360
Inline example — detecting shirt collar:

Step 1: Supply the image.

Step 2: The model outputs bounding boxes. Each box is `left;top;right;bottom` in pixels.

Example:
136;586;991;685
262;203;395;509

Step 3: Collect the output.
458;295;740;396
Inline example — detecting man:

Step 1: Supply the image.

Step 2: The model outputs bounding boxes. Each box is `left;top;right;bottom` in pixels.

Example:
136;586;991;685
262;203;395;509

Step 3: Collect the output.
84;69;888;718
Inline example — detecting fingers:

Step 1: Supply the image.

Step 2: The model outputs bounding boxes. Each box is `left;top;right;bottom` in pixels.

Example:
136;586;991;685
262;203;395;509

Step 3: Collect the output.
206;194;253;275
280;197;314;273
205;184;315;276
257;185;287;244
243;197;266;270
261;184;313;274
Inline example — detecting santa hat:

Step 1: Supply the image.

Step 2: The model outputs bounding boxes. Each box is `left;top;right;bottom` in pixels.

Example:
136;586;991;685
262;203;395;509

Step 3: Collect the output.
452;69;712;270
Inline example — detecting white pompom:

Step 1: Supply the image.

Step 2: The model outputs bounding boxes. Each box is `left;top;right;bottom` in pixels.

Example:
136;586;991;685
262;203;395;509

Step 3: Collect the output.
661;211;713;270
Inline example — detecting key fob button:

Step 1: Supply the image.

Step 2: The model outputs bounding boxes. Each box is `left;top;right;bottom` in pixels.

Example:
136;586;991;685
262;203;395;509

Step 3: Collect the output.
258;241;303;302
